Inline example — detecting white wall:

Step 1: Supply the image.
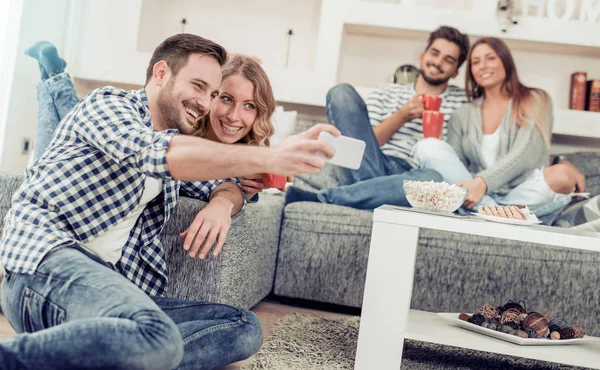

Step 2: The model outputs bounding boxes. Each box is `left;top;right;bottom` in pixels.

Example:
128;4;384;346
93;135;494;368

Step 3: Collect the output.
69;0;149;85
0;0;70;172
0;0;24;165
137;0;322;70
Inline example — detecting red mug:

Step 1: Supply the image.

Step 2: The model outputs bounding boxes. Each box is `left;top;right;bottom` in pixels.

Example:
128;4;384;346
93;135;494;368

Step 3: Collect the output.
422;111;445;139
261;173;287;189
422;94;442;111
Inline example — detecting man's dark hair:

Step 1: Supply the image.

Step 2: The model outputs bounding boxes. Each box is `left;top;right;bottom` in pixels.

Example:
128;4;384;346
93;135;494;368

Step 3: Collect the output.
145;33;228;84
425;26;470;68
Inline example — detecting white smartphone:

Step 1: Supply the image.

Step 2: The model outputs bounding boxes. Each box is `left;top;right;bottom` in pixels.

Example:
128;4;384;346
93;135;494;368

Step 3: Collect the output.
317;132;366;170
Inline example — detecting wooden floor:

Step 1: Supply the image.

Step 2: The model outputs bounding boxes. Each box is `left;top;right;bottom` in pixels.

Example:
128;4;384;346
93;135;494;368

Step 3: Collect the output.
0;299;351;370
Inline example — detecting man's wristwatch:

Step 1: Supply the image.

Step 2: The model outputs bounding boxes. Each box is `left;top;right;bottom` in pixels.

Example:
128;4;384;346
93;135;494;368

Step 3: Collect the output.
552;154;568;165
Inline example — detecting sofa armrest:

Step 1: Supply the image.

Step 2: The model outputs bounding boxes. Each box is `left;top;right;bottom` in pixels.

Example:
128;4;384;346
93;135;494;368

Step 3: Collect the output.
0;172;25;233
162;193;285;308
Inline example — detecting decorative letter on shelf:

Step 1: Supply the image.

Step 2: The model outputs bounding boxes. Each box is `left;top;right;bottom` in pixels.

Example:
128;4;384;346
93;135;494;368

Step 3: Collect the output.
522;0;546;16
580;0;600;22
547;0;576;20
520;0;599;22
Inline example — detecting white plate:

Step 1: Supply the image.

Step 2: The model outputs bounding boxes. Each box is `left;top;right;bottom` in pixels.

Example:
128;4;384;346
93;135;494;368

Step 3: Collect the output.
393;206;467;219
471;212;542;226
437;313;586;346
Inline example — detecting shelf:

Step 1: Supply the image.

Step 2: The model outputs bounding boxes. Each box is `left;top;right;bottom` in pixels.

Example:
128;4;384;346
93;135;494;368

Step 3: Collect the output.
344;23;600;59
340;1;600;54
406;310;600;369
313;0;600;115
554;109;600;139
66;0;600;143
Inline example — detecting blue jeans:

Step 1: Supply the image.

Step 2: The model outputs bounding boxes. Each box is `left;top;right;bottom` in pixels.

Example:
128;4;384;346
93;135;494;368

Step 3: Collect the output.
414;138;572;225
0;247;262;370
34;73;79;161
316;84;442;209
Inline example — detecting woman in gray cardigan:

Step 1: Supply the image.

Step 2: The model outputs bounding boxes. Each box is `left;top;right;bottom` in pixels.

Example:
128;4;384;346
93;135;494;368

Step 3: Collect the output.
415;37;572;224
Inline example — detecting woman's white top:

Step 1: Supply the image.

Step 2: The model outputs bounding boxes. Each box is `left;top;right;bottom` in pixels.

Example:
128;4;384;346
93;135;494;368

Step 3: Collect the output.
83;176;163;264
480;129;501;169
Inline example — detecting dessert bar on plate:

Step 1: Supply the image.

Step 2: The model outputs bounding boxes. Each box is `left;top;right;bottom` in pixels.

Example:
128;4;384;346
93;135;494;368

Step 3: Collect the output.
473;205;541;226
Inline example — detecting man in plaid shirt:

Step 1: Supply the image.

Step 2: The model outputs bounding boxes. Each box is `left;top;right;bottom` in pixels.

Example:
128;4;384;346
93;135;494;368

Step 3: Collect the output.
0;34;339;370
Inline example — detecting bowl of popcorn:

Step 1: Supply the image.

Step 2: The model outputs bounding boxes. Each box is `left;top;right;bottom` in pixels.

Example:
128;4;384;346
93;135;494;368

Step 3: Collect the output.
403;180;467;213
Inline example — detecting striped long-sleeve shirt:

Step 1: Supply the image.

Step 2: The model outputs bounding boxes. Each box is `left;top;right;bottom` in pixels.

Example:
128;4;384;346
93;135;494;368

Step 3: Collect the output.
366;83;468;168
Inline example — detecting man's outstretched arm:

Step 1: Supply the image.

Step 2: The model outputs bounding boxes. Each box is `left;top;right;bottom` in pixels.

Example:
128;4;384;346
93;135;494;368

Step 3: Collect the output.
166;124;340;181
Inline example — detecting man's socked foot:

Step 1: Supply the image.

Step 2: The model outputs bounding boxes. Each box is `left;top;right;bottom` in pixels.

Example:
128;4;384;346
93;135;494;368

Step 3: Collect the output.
25;41;66;80
284;186;320;205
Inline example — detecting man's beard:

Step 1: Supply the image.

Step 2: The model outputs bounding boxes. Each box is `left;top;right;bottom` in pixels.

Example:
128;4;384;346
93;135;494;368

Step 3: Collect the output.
419;66;452;86
156;79;203;134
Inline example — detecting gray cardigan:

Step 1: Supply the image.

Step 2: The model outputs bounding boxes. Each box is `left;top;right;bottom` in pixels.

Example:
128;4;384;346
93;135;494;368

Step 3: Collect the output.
447;95;552;195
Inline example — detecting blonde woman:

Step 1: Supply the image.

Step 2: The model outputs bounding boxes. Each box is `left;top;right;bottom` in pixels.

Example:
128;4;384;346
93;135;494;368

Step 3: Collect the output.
415;37;572;224
194;56;279;201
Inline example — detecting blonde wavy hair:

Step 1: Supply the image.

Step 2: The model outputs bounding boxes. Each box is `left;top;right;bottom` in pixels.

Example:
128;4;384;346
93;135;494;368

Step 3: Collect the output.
195;55;276;147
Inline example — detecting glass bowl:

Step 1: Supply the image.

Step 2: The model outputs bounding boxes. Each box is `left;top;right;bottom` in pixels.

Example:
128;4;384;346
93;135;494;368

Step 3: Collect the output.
403;180;467;213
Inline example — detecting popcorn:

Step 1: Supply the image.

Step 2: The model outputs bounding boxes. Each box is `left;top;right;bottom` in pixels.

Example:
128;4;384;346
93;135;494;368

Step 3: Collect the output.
403;180;467;212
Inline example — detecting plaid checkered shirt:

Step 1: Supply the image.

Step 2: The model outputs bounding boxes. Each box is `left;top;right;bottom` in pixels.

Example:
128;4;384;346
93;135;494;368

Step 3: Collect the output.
0;87;240;296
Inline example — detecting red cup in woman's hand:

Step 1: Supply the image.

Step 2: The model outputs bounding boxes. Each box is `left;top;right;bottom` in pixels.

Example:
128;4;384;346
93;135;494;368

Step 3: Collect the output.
261;173;287;189
422;111;445;139
422;94;442;111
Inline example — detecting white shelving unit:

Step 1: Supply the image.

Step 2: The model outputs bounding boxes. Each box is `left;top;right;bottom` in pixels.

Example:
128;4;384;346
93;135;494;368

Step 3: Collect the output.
315;0;600;85
316;0;600;141
66;0;600;142
554;109;600;139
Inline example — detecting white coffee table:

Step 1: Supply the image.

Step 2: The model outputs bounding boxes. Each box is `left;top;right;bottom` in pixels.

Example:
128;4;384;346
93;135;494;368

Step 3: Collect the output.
354;205;600;370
